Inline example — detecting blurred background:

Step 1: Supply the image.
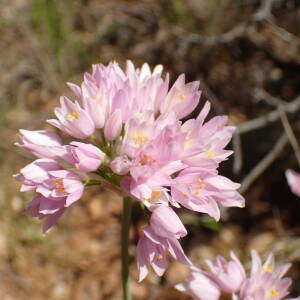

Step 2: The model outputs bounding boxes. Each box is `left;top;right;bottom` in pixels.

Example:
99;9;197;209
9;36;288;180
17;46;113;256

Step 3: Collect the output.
1;0;300;299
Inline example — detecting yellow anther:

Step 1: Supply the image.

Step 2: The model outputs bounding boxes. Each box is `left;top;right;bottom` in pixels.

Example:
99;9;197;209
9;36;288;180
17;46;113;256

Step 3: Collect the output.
57;188;65;194
132;134;148;148
197;178;203;183
271;290;279;299
157;255;163;261
66;112;79;120
194;190;201;196
184;142;191;149
176;88;186;101
207;153;215;158
179;94;186;100
266;289;279;299
200;183;206;189
138;154;155;166
150;191;161;202
184;136;191;148
55;179;62;185
262;265;273;272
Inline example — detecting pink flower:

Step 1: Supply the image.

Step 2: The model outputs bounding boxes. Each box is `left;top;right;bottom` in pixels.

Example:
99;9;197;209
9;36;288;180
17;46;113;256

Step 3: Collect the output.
180;101;235;166
205;251;246;293
14;158;61;192
160;74;201;119
15;61;247;280
239;250;292;300
47;96;95;139
176;251;299;300
150;205;187;239
104;109;123;141
15;129;64;159
136;226;191;282
110;155;132;175
172;169;244;221
175;271;221;300
285;169;300;197
14;159;84;206
63;142;106;172
26;194;66;234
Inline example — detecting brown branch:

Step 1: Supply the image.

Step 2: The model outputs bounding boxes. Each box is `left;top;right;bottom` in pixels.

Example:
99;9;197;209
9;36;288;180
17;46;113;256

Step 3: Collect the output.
233;132;243;175
174;0;299;52
278;105;300;168
236;95;300;134
253;89;300;167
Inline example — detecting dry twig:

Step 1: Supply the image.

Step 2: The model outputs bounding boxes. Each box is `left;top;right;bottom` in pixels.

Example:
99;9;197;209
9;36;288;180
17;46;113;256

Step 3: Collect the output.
278;105;300;168
236;95;300;135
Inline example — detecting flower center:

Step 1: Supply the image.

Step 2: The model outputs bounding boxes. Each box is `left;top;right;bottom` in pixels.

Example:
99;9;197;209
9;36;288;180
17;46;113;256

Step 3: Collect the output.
66;112;79;120
138;154;155;166
266;289;279;299
132;134;148;148
55;179;65;194
184;136;191;149
177;88;186;101
156;254;163;261
262;264;273;272
189;178;206;196
150;191;161;202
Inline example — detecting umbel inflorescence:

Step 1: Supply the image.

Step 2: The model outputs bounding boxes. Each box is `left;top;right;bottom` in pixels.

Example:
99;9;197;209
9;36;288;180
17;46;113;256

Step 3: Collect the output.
14;61;300;299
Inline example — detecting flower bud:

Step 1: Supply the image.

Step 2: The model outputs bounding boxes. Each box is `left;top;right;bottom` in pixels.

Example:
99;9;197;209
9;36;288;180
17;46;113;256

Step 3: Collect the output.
110;155;131;175
67;142;105;172
104;109;122;141
16;130;64;158
150;206;187;239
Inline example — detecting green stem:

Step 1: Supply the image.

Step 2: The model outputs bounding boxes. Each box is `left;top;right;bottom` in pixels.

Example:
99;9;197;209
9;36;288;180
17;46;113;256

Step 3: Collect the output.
122;196;132;300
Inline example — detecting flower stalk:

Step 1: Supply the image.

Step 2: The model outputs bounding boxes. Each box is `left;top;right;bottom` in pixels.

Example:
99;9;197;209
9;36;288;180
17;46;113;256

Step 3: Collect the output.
122;196;132;300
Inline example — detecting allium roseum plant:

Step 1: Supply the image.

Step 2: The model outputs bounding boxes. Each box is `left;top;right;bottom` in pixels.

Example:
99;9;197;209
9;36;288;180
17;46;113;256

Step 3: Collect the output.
176;250;300;300
15;61;245;299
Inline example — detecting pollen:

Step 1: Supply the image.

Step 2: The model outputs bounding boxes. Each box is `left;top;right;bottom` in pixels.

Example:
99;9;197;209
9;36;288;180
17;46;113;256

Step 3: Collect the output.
150;191;161;202
138;154;155;166
132;134;148;148
200;183;206;189
184;136;191;148
177;88;186;101
197;178;203;183
55;179;65;193
194;190;201;196
207;153;215;158
157;254;163;261
266;289;279;299
66;112;79;120
262;264;273;272
57;188;65;194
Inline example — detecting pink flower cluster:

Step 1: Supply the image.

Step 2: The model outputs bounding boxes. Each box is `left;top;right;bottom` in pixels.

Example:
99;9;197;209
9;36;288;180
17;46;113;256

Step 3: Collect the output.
176;250;299;300
14;61;244;278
